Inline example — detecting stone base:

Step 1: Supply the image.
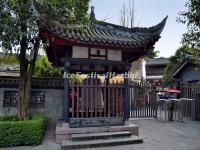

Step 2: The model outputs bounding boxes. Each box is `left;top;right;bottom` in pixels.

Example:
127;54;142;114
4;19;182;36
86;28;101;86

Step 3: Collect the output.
124;120;130;125
62;123;69;128
69;117;124;128
61;135;143;149
56;122;139;143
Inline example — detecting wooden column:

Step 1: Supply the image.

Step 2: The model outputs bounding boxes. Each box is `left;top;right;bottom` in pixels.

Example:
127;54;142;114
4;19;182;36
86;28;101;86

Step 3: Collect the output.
124;65;131;122
63;61;70;123
124;76;129;121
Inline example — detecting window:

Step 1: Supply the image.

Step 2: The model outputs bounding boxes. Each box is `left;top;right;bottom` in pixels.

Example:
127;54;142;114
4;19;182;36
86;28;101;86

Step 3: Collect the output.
4;90;45;108
4;91;18;107
89;48;107;60
97;49;100;55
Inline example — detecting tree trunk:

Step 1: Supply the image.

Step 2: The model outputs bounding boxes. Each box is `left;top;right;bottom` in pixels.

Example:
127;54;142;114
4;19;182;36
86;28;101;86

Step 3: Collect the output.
18;61;36;120
18;61;30;120
18;38;40;120
18;23;29;120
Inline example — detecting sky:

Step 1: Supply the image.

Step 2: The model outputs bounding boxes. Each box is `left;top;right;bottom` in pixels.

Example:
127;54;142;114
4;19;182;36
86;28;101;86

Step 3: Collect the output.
90;0;187;57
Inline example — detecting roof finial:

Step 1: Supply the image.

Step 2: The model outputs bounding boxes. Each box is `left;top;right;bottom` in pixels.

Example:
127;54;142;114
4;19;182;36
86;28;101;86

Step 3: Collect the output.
90;6;96;24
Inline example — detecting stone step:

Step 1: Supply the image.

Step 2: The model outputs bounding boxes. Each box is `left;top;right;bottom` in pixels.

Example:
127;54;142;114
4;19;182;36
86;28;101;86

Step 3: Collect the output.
56;123;139;142
71;131;131;141
61;135;143;149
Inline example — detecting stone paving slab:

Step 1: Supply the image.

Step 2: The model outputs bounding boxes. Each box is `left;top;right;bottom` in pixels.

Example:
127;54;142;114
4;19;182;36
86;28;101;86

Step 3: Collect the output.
1;119;200;150
80;119;200;150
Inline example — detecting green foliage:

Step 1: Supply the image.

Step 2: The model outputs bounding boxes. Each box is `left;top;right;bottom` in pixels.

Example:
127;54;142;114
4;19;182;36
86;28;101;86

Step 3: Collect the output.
0;53;19;65
170;45;195;62
0;116;19;121
38;0;90;25
178;0;200;49
163;60;176;83
0;0;90;52
163;45;198;82
0;0;90;120
34;56;62;77
0;0;36;52
148;48;160;58
0;113;47;147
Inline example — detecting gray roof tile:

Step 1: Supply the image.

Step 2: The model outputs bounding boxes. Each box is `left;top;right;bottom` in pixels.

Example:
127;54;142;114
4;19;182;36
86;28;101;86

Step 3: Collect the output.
39;16;167;49
146;58;170;66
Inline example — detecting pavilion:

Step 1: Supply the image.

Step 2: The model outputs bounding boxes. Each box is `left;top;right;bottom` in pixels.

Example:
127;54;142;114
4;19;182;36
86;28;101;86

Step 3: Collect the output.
39;6;166;123
32;2;167;143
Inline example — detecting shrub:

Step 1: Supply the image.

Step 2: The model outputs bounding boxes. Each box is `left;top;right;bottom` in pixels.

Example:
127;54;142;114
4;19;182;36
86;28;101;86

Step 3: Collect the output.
0;116;19;121
0;113;47;147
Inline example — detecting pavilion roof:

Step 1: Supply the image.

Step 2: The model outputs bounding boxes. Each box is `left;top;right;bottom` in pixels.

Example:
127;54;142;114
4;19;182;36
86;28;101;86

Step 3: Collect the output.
39;16;167;49
30;0;167;50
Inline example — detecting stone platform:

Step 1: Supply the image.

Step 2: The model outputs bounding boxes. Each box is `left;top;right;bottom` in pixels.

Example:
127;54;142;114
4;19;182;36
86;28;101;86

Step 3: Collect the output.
56;122;139;142
56;120;142;149
61;135;143;149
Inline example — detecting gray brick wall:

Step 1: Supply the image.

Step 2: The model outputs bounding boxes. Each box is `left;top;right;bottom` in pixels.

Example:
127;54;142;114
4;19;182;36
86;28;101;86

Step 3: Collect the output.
0;88;64;121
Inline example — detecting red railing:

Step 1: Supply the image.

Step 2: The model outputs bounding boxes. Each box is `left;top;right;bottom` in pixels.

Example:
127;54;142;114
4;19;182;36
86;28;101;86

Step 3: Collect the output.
69;78;124;118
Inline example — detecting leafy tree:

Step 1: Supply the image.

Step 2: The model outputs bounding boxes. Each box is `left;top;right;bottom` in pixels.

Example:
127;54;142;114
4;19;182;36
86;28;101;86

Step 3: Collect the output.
165;0;200;82
34;56;62;77
0;53;19;65
178;0;200;54
147;47;160;58
163;45;196;82
0;0;90;120
163;56;178;83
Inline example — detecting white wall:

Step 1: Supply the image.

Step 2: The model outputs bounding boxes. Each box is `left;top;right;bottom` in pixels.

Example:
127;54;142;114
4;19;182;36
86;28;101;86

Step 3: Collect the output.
107;49;122;61
72;46;88;58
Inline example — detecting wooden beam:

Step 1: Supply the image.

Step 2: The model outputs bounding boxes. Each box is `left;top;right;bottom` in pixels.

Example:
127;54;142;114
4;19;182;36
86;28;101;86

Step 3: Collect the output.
41;31;147;52
60;58;131;67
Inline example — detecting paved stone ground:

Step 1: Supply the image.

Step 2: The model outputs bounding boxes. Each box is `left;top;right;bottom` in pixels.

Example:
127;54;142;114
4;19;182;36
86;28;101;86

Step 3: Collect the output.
81;119;200;150
82;118;200;150
1;119;200;150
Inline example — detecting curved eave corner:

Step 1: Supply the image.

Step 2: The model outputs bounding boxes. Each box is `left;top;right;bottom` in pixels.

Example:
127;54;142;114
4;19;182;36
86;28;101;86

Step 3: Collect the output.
147;15;168;50
132;15;168;35
152;15;168;36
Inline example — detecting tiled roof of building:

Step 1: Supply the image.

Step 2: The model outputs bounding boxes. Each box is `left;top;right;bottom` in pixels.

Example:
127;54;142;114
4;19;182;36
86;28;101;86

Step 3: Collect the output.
146;58;170;66
39;16;167;49
0;64;20;70
172;58;199;77
0;63;19;77
0;71;20;77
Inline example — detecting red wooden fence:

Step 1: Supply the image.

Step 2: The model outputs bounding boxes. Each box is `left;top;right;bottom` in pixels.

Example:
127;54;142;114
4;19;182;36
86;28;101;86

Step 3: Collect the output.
69;78;124;119
70;79;158;120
